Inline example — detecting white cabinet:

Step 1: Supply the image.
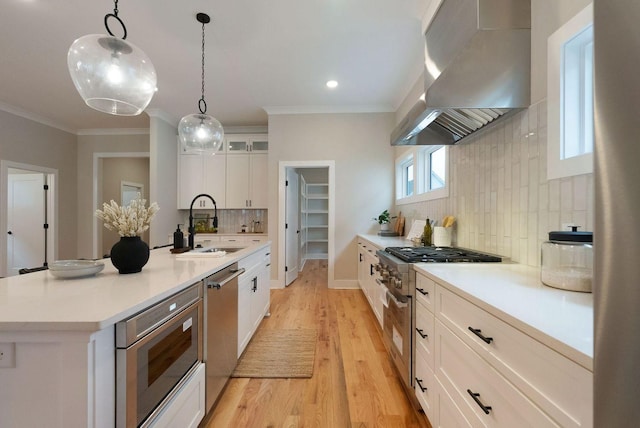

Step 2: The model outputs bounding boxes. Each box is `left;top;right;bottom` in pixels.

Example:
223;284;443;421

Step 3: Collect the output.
418;270;593;428
300;178;329;262
237;245;271;357
225;134;268;209
357;239;383;328
415;274;437;425
177;142;226;209
193;234;267;248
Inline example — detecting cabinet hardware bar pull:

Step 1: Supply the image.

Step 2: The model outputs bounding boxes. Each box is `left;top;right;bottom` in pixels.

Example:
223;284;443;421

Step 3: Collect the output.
415;378;427;392
467;389;492;414
416;287;429;296
416;328;428;339
468;327;493;344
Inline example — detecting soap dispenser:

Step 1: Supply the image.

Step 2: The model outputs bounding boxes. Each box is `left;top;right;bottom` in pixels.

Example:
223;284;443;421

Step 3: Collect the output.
173;224;184;249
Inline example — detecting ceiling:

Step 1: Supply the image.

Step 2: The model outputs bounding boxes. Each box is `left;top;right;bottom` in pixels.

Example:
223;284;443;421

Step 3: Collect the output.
0;0;428;133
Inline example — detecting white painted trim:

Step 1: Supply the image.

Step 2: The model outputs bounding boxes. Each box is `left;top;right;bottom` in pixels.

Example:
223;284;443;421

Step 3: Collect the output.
92;152;150;259
145;108;178;128
278;160;335;288
547;3;594;180
0;101;75;135
0;160;58;277
223;125;268;134
77;128;150;136
330;279;359;290
264;105;393;115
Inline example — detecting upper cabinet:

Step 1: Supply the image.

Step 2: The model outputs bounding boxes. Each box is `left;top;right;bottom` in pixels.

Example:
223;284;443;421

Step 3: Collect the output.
177;139;226;210
226;136;268;153
225;135;269;209
177;134;268;210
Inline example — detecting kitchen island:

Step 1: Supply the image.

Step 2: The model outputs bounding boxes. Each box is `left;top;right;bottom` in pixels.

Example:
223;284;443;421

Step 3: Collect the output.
0;242;270;428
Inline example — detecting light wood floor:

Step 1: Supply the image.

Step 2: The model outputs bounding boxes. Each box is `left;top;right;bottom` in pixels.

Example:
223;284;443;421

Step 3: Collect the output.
203;260;431;428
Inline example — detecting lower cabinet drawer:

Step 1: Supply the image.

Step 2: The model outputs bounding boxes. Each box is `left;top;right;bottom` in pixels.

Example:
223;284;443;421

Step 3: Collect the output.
415;351;436;425
415;273;436;312
436;286;592;428
436;377;474;428
435;320;560;428
415;300;435;370
148;363;205;428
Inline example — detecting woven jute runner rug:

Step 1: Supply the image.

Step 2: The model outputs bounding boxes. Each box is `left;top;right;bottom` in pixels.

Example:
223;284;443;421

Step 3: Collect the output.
232;328;317;378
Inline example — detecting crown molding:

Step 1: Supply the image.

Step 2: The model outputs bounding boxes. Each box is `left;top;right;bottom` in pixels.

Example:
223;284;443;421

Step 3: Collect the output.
0;101;76;134
224;125;268;134
145;108;178;127
76;128;150;136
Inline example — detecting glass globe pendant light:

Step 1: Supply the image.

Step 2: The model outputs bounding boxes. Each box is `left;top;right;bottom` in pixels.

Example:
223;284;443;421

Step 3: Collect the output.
67;0;157;116
178;13;224;154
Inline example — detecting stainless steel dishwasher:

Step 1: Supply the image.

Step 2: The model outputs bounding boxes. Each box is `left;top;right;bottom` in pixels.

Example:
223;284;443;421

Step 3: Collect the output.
203;262;244;413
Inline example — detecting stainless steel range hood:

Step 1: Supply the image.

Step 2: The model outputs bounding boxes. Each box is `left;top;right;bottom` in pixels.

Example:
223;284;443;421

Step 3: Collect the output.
391;0;531;146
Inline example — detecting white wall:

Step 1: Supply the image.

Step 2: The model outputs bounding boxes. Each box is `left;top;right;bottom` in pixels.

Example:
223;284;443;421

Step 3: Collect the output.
0;109;77;261
268;113;395;286
149;115;180;248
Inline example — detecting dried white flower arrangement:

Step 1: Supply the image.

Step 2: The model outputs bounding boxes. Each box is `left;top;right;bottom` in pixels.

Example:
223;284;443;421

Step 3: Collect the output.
95;195;160;237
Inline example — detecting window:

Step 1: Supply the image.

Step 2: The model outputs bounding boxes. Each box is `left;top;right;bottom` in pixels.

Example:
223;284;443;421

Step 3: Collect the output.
396;145;448;204
398;155;414;198
547;3;593;179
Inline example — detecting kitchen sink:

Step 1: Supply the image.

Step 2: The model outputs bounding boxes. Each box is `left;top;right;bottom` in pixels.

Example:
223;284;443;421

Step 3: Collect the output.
176;246;247;258
194;247;245;253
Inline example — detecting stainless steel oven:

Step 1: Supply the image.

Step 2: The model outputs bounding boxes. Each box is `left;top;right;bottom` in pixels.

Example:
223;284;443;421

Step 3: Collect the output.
116;283;203;427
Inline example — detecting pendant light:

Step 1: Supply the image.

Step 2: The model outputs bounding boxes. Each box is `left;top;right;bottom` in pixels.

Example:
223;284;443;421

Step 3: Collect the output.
178;13;224;154
67;0;157;116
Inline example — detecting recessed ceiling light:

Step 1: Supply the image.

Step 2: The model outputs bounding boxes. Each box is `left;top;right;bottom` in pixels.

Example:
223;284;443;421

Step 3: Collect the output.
326;80;338;89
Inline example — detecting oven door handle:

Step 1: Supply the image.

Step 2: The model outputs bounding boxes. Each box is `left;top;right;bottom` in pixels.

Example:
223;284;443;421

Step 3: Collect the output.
384;289;408;308
206;267;246;289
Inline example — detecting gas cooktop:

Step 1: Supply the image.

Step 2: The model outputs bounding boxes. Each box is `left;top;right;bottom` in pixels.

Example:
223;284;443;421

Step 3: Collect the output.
383;246;502;263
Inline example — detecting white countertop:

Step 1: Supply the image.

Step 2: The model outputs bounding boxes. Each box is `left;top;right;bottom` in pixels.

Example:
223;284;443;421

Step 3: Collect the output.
415;263;593;371
0;242;270;332
357;233;410;249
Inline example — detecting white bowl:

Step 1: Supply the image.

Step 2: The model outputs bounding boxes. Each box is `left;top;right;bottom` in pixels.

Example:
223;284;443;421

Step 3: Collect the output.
49;260;105;278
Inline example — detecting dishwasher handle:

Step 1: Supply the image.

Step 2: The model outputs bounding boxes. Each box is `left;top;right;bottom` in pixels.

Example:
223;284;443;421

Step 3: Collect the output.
206;267;245;289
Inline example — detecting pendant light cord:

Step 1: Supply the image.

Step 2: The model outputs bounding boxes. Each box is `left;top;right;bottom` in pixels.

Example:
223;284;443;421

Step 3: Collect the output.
104;0;127;39
199;18;207;115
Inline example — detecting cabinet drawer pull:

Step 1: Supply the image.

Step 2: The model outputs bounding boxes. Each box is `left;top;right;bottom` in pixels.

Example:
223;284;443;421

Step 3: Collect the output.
415;378;427;393
467;389;492;414
415;328;428;339
416;287;429;296
468;327;493;344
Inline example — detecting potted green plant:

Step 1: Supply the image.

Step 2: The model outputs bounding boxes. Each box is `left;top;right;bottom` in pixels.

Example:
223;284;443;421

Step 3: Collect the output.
373;209;393;231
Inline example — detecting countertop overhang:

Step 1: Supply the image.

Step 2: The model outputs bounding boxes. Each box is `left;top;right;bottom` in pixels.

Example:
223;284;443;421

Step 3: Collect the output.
0;242;270;333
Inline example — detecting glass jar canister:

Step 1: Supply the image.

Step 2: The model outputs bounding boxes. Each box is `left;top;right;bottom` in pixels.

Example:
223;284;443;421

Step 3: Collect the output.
541;227;593;292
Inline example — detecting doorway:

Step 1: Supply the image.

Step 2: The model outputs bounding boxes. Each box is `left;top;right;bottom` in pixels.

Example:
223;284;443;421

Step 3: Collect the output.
93;152;149;259
279;161;335;288
1;161;56;277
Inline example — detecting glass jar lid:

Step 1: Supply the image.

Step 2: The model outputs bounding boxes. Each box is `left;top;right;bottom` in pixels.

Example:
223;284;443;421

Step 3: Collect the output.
548;226;593;243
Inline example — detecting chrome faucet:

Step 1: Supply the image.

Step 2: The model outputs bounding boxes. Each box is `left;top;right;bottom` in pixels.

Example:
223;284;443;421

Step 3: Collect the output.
188;193;218;249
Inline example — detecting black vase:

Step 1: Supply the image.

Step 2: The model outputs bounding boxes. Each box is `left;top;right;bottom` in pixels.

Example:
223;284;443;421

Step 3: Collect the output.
110;236;150;274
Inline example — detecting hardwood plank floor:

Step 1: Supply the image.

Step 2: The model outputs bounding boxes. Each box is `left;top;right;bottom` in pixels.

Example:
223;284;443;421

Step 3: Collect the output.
203;260;431;428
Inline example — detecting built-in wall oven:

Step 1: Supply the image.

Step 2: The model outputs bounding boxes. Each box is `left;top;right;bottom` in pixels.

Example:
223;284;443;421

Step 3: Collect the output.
116;282;203;427
376;246;501;405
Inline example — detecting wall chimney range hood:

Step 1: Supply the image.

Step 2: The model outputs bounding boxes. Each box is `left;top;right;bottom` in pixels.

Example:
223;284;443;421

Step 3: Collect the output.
391;0;531;146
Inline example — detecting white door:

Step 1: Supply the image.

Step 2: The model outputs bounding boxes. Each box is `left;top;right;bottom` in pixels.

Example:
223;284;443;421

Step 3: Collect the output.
7;173;46;276
285;168;299;286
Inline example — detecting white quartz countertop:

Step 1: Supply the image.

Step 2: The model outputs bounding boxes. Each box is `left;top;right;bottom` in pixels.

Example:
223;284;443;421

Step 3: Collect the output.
357;233;410;249
415;263;593;371
0;242;270;332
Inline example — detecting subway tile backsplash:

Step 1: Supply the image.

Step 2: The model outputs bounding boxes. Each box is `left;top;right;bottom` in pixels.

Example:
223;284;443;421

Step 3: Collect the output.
179;209;268;234
399;100;593;267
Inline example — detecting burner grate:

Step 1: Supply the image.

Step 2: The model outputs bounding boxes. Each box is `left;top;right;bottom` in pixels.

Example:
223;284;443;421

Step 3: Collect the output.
384;246;501;263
